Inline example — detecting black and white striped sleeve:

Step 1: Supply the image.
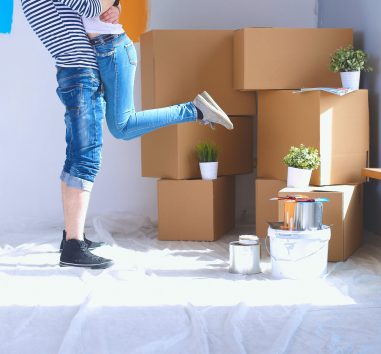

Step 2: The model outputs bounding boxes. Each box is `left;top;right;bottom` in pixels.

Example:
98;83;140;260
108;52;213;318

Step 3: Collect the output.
56;0;102;17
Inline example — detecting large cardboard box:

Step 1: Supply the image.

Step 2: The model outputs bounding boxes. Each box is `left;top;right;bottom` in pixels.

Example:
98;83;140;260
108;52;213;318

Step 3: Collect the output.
158;177;235;241
142;117;253;179
257;90;369;186
141;30;256;116
255;179;287;238
234;28;353;90
278;185;363;262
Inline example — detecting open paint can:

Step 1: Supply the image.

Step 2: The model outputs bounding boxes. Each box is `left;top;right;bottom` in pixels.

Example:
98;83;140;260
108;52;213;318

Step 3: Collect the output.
294;202;323;231
229;236;261;275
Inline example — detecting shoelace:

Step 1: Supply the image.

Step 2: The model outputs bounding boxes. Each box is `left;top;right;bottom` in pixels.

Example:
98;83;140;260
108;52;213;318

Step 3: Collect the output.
79;242;89;252
199;119;216;130
81;244;106;262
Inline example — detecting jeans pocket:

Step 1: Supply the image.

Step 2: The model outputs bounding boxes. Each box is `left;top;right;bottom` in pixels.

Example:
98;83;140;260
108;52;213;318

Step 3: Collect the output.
57;85;82;111
125;42;137;66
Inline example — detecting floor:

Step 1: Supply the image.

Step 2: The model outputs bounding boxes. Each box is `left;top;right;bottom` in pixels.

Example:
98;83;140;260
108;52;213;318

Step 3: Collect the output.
1;214;381;354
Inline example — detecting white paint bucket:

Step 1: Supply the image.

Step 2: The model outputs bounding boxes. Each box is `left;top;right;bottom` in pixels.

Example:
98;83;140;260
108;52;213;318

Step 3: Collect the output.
267;226;331;279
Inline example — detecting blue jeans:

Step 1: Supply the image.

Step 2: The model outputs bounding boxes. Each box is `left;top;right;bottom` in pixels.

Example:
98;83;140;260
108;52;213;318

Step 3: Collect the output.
56;34;197;191
90;33;197;140
56;67;104;192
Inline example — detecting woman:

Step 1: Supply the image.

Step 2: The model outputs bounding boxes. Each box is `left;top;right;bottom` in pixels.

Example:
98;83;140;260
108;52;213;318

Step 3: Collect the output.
82;2;233;142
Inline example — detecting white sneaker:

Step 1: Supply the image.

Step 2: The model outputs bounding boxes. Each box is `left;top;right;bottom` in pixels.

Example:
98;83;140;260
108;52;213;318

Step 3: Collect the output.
200;91;224;112
193;94;234;130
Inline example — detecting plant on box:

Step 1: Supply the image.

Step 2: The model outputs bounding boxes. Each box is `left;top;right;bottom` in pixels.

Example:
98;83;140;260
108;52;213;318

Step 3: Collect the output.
329;45;373;90
283;144;320;188
196;142;219;180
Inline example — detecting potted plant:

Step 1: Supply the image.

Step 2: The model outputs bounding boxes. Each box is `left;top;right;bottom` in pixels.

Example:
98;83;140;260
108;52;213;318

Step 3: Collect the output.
196;142;218;180
283;144;320;188
329;45;373;90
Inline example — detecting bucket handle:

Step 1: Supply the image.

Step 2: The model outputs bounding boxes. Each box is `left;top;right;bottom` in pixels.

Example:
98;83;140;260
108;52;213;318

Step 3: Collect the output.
265;235;328;263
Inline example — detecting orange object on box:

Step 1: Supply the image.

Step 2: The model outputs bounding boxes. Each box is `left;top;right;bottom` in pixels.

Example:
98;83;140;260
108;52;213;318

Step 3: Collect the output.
118;0;148;42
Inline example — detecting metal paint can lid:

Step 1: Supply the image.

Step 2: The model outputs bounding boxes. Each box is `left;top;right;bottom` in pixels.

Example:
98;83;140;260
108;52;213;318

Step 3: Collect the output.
238;234;259;245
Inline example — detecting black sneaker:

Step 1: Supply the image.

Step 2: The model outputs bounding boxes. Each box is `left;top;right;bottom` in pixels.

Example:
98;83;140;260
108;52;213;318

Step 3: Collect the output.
59;230;105;252
60;239;113;269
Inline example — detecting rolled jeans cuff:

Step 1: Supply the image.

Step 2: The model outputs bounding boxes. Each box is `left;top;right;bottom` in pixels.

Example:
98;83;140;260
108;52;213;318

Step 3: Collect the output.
60;171;93;192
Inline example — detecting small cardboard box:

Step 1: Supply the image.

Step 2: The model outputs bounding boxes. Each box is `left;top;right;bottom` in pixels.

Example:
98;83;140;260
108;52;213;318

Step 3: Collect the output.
255;179;287;238
158;177;235;241
257;90;369;186
234;28;353;90
278;185;363;262
141;30;256;116
142;117;253;179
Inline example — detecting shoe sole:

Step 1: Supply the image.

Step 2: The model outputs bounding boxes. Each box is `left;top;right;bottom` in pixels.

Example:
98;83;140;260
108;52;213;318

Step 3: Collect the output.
194;95;234;130
59;261;114;269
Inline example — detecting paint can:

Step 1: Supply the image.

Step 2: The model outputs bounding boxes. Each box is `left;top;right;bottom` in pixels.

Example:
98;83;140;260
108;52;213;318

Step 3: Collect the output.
229;235;261;275
294;202;323;231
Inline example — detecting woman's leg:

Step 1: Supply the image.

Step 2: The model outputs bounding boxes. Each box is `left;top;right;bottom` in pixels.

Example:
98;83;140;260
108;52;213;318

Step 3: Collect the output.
94;34;198;141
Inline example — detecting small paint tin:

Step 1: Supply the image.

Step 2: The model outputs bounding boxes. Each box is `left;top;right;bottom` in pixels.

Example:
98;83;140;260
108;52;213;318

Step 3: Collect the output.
229;239;261;275
238;234;259;245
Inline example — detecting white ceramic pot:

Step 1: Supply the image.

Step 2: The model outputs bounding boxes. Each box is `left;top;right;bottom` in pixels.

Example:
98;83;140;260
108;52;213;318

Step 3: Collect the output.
199;161;218;180
340;71;360;90
287;166;312;188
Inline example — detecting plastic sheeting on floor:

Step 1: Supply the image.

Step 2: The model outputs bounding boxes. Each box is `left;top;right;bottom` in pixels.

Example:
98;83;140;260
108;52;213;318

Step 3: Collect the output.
1;214;381;354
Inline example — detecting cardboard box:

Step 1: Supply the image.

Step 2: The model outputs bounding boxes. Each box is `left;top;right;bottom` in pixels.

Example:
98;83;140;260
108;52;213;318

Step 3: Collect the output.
234;28;353;90
158;177;235;241
142;116;253;179
141;30;256;116
257;90;369;186
278;185;363;262
255;179;287;237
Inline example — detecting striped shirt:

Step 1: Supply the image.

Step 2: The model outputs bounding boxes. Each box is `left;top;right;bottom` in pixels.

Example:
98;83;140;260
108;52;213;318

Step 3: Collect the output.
21;0;102;70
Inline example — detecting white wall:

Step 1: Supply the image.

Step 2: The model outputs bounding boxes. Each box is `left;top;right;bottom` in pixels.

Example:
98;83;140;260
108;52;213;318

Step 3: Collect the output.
150;0;318;30
0;0;317;232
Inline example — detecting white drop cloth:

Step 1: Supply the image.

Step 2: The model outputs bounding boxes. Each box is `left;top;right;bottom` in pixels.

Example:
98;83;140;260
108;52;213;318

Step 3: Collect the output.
0;214;381;354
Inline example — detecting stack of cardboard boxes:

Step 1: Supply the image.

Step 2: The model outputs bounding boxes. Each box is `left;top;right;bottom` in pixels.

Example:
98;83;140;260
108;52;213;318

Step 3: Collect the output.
243;29;370;261
140;28;369;259
140;30;255;241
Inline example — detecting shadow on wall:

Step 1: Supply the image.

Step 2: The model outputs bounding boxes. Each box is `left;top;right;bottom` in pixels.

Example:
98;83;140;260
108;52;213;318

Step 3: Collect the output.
364;48;381;233
356;32;381;234
119;0;149;42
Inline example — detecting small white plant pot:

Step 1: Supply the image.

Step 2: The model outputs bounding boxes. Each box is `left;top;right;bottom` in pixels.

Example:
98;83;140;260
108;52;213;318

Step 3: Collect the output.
199;162;218;180
287;167;312;188
340;71;361;90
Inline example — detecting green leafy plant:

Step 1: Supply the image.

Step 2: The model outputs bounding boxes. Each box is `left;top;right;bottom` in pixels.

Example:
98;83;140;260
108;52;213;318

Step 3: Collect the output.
329;45;373;72
283;144;320;170
196;142;218;163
